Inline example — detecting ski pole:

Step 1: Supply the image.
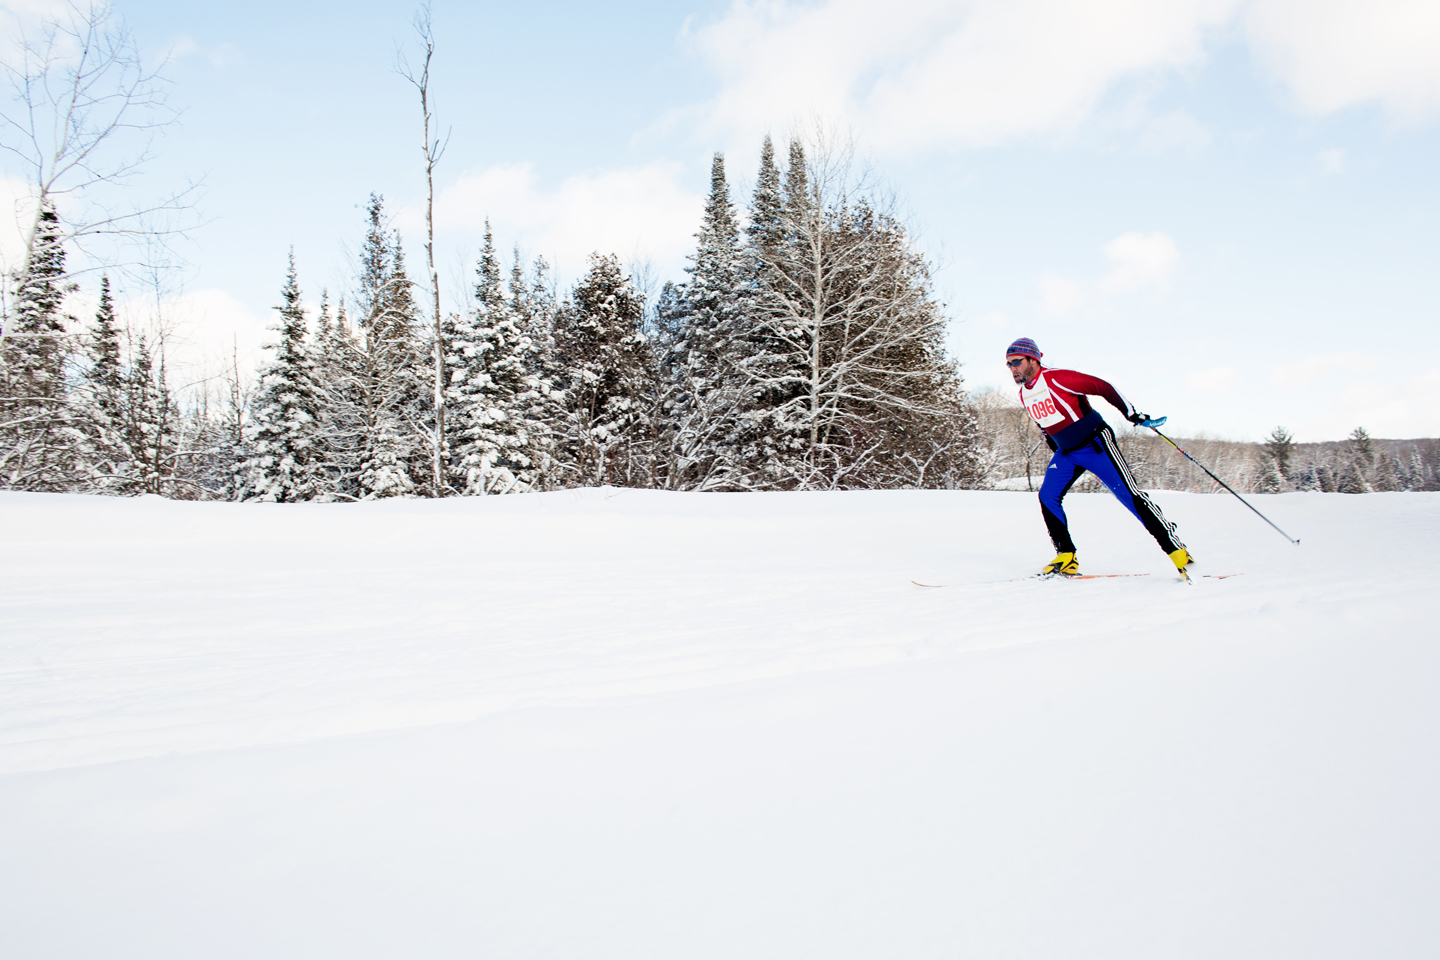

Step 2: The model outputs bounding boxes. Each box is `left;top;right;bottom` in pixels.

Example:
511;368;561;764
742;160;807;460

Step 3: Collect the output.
1146;424;1300;545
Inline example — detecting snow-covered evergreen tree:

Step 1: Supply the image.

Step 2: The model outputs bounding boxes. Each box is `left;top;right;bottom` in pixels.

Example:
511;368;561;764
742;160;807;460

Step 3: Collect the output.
659;153;749;490
1338;427;1374;494
244;252;326;502
302;292;368;498
351;195;423;499
552;253;654;486
73;274;131;490
445;225;551;494
121;331;182;495
729;139;813;486
511;251;563;488
746;136;784;259
0;201;79;490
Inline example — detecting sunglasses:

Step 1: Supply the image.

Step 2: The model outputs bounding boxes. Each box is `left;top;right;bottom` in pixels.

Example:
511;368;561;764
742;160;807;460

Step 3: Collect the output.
1006;358;1028;368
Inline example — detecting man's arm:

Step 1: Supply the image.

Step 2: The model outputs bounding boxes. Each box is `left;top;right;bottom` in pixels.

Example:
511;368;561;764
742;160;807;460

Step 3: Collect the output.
1047;369;1149;424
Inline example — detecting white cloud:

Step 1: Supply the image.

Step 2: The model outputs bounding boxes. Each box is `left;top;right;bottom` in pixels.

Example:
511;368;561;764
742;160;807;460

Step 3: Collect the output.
1098;231;1179;294
1245;0;1440;124
680;0;1440;155
141;287;273;375
1269;352;1376;390
1041;231;1180;317
419;161;705;280
164;36;243;71
0;0;70;48
685;0;1238;150
1186;366;1241;392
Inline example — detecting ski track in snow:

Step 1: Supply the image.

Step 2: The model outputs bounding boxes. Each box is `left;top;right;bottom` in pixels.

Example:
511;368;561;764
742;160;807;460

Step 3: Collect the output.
0;488;1430;775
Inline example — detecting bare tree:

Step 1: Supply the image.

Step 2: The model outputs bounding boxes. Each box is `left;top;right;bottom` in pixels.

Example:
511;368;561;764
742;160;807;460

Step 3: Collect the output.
0;1;197;345
398;2;451;496
744;131;977;488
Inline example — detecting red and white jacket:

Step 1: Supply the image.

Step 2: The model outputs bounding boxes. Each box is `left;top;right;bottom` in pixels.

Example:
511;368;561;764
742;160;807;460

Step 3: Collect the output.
1019;367;1138;447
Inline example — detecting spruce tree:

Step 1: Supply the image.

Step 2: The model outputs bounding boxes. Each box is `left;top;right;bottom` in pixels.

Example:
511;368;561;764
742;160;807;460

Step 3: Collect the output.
122;332;181;495
74;274;131;490
1263;426;1294;486
308;291;367;498
511;251;562;488
746;136;784;257
0;201;78;490
244;251;326;501
552;253;654;486
446;225;549;494
1341;427;1374;493
352;195;422;498
661;153;748;489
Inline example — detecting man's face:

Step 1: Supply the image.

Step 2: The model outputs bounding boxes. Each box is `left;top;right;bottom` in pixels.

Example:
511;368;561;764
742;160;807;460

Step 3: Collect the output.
1008;356;1038;384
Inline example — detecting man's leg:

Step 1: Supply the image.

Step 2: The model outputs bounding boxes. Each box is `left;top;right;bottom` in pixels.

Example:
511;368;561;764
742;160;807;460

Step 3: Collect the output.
1081;429;1186;554
1038;451;1086;553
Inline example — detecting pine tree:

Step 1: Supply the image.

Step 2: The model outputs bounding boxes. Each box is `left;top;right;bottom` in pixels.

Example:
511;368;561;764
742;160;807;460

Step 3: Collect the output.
307;291;365;498
511;251;562;488
660;153;749;490
1263;426;1294;488
730;139;813;486
0;201;79;490
746;136;784;258
122;332;182;495
244;251;326;501
552;253;654;486
1342;427;1374;493
446;225;550;494
74;274;132;491
352;195;422;498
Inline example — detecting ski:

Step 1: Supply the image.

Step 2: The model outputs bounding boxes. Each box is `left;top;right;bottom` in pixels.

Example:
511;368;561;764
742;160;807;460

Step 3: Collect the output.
913;573;1153;587
912;572;1238;588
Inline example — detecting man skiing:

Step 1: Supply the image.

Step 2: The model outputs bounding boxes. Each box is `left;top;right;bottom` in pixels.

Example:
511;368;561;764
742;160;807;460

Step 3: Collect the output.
1006;337;1193;578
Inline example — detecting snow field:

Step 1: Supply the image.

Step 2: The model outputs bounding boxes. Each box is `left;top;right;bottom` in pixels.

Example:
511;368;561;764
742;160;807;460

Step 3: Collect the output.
1;488;1437;958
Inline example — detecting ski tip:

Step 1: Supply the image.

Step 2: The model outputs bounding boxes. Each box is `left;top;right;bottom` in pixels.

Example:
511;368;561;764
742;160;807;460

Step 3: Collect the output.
911;580;944;588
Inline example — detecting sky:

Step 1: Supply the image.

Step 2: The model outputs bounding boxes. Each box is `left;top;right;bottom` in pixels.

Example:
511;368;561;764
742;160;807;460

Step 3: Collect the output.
2;0;1438;442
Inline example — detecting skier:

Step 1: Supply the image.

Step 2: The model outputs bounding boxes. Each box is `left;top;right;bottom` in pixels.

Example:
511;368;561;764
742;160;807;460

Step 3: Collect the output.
1006;337;1193;578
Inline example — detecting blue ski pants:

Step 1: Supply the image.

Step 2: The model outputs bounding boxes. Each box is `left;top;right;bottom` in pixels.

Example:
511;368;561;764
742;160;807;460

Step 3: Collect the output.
1039;426;1184;555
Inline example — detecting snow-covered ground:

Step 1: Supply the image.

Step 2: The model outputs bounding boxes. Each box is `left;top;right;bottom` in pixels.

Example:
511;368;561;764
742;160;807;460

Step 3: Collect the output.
2;488;1437;958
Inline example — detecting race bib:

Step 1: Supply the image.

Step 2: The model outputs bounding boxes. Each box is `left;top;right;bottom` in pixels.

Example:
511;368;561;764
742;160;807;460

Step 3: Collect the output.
1022;379;1067;428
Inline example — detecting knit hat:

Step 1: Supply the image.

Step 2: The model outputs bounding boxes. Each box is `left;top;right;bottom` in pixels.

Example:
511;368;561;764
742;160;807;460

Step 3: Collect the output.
1006;337;1042;361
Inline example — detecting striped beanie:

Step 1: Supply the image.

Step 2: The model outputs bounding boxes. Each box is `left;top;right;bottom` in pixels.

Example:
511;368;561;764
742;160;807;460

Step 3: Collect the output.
1006;337;1042;361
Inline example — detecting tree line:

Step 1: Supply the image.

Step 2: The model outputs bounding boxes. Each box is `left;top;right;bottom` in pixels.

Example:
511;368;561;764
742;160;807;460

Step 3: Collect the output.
970;394;1440;494
1;138;986;499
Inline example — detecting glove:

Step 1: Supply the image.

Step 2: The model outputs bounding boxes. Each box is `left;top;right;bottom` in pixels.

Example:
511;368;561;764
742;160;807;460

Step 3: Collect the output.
1129;413;1167;428
1127;410;1149;425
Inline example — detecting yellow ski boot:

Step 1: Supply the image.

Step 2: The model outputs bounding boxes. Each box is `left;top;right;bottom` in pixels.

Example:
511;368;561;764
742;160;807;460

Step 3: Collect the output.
1042;552;1079;577
1169;547;1194;581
